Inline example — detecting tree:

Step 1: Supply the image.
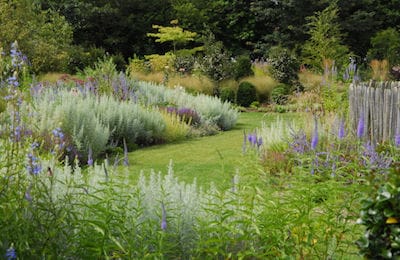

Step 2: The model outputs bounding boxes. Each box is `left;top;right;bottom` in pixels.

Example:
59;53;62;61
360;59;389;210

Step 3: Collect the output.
199;32;233;95
336;0;379;58
302;1;349;71
268;46;301;92
367;28;400;66
250;0;329;57
38;0;174;58
147;20;197;53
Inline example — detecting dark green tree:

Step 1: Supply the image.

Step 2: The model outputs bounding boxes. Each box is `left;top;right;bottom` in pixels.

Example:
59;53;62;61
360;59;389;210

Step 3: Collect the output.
250;0;329;56
367;28;400;66
38;0;174;58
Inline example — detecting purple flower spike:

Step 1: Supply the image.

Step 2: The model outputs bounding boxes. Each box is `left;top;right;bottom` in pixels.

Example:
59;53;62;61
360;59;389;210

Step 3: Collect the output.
311;117;318;150
27;153;41;175
161;202;167;231
338;119;345;139
25;188;32;202
87;147;93;166
257;137;263;148
248;133;257;146
357;113;365;139
395;133;400;148
5;245;17;260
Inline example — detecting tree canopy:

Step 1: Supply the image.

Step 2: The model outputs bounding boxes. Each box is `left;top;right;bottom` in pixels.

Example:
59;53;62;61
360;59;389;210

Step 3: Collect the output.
2;0;399;72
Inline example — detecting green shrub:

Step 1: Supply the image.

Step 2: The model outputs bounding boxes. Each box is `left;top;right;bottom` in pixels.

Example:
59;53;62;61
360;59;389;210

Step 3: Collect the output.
357;166;400;259
199;32;233;94
271;84;289;105
110;52;127;71
83;56;118;94
67;45;106;74
367;28;400;67
219;87;236;103
268;46;300;86
233;55;253;80
145;53;175;72
126;55;149;76
236;81;257;107
0;3;73;74
173;54;195;74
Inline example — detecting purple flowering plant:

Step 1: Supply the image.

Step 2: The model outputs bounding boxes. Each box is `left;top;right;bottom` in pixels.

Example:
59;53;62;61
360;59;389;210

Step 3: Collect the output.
255;113;396;179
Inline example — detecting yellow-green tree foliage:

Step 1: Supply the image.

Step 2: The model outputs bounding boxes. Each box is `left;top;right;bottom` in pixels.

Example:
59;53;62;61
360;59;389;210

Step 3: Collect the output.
147;20;197;53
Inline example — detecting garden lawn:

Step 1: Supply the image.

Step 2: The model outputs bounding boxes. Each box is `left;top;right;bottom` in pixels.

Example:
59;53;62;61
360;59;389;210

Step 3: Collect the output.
126;112;301;188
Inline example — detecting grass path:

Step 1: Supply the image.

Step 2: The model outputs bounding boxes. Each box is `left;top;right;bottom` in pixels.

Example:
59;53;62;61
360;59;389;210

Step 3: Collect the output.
127;112;298;188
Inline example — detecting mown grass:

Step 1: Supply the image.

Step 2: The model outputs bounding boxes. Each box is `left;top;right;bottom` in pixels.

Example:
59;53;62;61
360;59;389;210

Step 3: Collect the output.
126;112;302;188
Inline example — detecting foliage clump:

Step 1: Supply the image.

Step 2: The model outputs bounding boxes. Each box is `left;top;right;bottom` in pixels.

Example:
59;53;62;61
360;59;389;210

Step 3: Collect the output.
268;46;301;92
271;84;289;105
357;165;400;259
236;81;257;107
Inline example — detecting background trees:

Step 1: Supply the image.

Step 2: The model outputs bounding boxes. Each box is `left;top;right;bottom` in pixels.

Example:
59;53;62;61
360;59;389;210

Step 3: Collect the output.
1;0;399;74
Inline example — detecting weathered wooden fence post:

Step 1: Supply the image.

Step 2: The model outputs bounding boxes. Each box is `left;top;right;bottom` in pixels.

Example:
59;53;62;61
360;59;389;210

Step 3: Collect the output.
349;81;400;144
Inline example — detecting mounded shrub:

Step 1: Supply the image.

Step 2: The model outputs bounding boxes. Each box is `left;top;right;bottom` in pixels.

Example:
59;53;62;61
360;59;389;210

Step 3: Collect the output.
219;87;236;104
236;81;257;107
233;55;253;80
67;45;106;74
268;46;300;87
30;87;166;160
271;84;290;105
357;168;400;259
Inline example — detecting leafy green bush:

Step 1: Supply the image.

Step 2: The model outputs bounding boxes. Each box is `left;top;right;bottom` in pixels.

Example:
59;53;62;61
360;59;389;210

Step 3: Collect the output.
0;2;73;74
173;54;195;74
233;55;253;80
271;84;289;104
199;32;233;94
367;28;400;67
126;56;149;76
268;46;300;86
83;56;118;94
145;53;175;72
236;81;257;107
67;45;106;74
357;166;400;259
219;87;236;103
